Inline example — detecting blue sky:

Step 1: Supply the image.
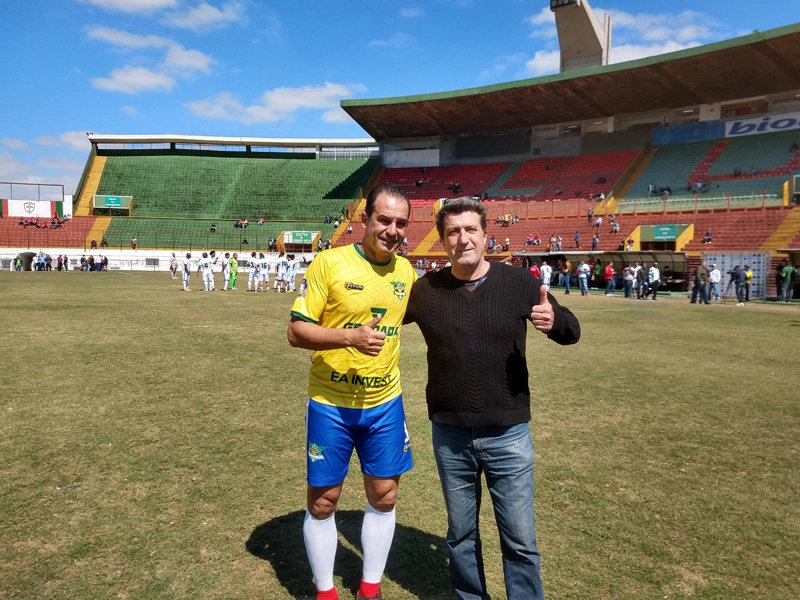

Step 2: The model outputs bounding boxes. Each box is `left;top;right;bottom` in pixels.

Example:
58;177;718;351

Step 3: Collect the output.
1;0;797;195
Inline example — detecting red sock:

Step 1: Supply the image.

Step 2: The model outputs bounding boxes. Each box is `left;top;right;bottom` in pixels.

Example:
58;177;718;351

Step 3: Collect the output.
358;580;381;597
316;587;338;600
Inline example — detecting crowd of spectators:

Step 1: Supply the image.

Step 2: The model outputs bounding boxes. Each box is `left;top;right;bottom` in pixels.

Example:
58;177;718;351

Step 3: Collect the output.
18;216;70;229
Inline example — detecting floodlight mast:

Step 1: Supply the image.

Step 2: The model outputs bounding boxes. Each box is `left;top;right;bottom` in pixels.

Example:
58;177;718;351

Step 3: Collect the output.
550;0;612;73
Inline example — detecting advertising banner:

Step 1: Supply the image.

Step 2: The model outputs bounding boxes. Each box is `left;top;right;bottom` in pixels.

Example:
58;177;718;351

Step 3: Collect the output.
284;231;316;244
3;199;57;218
725;111;800;138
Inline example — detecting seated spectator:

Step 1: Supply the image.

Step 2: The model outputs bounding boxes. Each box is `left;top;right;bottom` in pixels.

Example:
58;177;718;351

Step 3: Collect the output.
791;141;798;152
258;217;264;226
90;239;98;249
746;166;755;177
324;215;330;224
595;176;607;184
702;230;713;244
733;167;742;177
611;222;621;234
686;180;693;192
100;237;108;248
609;213;616;224
662;186;672;195
626;238;634;251
594;216;603;228
525;234;534;246
533;234;541;245
241;219;248;228
210;223;217;233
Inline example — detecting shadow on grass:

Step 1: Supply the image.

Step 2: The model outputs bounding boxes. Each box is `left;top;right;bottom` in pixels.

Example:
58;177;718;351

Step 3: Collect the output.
246;509;452;599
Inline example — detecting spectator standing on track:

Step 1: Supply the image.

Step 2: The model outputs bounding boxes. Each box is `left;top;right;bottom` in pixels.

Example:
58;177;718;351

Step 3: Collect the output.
744;265;753;301
780;259;796;302
604;262;615;296
708;264;722;302
648;262;661;300
690;260;710;304
577;259;590;296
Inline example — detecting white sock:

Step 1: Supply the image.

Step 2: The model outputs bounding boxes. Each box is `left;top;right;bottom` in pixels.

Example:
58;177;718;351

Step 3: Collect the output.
361;503;395;584
303;510;338;591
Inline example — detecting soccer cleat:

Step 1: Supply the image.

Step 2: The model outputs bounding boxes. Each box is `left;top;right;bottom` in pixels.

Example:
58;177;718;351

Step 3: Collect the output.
355;591;383;600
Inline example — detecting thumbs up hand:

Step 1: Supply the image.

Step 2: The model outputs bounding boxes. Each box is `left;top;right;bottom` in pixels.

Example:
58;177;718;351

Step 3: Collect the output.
531;285;554;332
351;314;387;356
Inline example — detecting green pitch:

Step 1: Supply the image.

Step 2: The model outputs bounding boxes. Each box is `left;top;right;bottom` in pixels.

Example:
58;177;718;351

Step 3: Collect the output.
0;271;798;599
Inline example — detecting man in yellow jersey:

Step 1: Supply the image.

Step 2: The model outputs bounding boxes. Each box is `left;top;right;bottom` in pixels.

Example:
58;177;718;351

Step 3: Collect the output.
287;184;416;600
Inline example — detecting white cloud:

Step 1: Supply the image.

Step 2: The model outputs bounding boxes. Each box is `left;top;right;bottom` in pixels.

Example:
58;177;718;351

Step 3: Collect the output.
611;41;702;64
38;157;87;172
59;132;92;153
121;105;139;116
85;26;171;48
322;108;355;124
528;6;555;26
35;136;61;147
34;132;92;152
186;82;367;125
368;33;415;48
478;53;526;81
0;151;82;192
91;66;176;94
79;0;178;14
0;151;39;182
3;138;28;150
401;8;424;18
522;50;561;77
162;45;214;75
162;1;245;31
605;9;723;44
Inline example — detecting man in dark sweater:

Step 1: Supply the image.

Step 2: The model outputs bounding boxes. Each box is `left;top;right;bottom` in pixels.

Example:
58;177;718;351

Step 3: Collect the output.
404;198;580;600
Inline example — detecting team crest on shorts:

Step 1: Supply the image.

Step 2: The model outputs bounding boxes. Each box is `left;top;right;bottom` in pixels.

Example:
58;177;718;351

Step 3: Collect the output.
391;281;407;300
308;442;326;462
297;278;308;298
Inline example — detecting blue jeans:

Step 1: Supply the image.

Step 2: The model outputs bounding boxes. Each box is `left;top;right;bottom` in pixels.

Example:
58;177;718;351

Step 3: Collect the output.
563;274;570;292
605;279;614;294
623;280;633;297
432;423;544;600
782;282;794;302
691;282;708;304
578;276;588;295
709;282;719;301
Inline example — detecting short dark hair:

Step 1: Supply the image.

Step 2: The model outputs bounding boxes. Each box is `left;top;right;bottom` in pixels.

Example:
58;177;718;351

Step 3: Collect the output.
364;184;410;218
435;197;487;239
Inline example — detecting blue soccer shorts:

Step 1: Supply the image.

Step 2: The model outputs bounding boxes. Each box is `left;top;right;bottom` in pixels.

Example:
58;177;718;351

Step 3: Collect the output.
305;394;413;487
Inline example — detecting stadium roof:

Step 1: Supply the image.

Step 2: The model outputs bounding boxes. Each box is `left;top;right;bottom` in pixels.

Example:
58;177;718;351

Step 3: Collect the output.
87;133;376;147
342;23;800;140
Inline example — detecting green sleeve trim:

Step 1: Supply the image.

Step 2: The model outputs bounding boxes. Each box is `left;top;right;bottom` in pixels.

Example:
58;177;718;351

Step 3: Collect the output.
291;311;317;323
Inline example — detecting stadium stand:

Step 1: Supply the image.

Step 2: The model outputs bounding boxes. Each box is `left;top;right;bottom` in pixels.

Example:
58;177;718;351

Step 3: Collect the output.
624;130;799;202
377;163;512;200
496;151;639;201
100;217;321;251
0;216;96;249
89;153;377;220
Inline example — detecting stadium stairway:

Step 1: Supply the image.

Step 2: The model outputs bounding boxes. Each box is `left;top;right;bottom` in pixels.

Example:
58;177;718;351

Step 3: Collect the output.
761;205;800;252
75;156;106;217
84;216;113;249
613;148;657;200
410;222;443;254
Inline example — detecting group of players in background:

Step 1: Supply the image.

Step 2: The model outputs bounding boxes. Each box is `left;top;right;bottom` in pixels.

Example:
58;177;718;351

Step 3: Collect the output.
169;250;301;293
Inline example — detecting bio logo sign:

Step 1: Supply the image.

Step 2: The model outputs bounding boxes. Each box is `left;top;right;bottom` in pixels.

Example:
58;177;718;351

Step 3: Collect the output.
725;111;800;138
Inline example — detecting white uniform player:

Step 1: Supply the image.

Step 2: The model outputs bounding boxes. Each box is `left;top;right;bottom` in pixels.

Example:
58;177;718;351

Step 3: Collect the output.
222;252;232;291
275;252;289;292
170;252;178;279
197;252;214;291
540;261;553;291
208;251;219;291
286;254;298;292
247;252;258;292
259;254;270;292
182;253;192;291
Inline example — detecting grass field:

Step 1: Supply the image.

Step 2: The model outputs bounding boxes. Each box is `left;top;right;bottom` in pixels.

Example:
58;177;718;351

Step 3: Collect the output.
1;270;798;600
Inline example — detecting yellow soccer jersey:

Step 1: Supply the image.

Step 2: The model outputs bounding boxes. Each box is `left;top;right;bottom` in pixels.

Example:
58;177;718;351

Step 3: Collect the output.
291;243;417;409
